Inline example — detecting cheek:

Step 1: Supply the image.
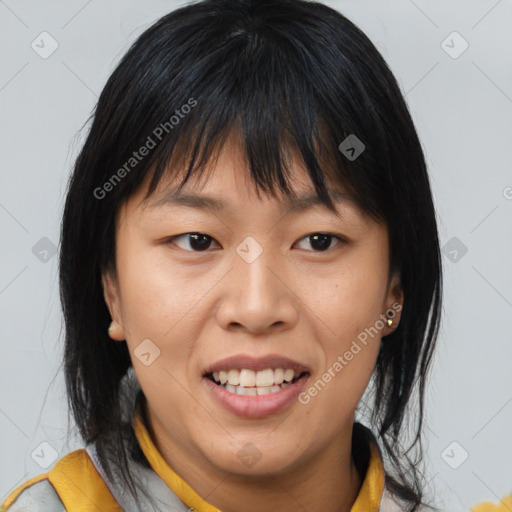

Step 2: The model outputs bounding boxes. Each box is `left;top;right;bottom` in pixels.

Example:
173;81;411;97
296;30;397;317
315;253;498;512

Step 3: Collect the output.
116;242;201;334
116;242;215;380
301;247;387;401
308;250;388;341
302;329;380;427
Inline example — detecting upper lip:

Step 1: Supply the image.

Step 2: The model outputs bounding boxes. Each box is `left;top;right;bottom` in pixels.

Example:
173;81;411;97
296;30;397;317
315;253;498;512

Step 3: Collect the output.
203;354;311;375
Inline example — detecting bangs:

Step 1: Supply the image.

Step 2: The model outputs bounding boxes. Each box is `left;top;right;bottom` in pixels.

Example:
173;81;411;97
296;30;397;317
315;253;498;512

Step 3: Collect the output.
97;8;389;225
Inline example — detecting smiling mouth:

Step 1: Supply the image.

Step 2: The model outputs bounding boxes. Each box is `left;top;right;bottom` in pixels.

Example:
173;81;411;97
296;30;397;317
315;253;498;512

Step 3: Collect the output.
205;369;310;396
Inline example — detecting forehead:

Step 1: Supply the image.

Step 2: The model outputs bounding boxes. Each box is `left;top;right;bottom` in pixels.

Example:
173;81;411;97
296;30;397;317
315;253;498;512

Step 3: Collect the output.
144;183;354;215
132;177;373;237
141;154;341;202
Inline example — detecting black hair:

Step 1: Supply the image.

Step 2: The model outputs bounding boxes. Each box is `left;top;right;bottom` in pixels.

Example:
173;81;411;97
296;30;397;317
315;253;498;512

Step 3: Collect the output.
59;0;443;510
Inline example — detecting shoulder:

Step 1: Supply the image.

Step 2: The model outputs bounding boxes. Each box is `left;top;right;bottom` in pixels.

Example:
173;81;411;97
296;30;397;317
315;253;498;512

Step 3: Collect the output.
1;473;64;511
1;448;121;512
379;486;407;511
379;486;435;512
471;494;512;512
380;491;512;512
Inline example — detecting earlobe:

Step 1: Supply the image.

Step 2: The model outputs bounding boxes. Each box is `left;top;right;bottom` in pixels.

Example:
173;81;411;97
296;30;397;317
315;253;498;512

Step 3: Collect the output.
107;320;126;341
383;274;403;334
101;271;126;341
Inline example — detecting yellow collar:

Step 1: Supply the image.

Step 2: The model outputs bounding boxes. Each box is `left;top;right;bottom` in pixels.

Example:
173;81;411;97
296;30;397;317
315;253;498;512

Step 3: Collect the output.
134;411;385;512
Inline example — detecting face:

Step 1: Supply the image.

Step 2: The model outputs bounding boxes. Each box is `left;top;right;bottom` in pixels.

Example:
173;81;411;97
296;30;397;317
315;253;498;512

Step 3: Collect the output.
102;133;403;478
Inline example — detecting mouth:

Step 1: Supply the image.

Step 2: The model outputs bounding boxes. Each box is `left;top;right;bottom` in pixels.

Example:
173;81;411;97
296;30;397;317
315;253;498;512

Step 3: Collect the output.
204;368;310;396
201;354;312;417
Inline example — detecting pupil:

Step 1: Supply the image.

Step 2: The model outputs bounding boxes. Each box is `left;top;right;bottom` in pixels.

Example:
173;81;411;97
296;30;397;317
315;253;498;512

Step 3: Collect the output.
190;234;211;251
310;234;331;251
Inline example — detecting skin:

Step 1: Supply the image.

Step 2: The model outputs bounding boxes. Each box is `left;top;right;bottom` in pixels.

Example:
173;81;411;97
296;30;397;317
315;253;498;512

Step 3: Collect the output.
102;133;403;512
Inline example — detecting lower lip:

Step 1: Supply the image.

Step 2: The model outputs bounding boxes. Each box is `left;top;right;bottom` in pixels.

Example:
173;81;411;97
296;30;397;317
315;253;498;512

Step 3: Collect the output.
202;374;310;419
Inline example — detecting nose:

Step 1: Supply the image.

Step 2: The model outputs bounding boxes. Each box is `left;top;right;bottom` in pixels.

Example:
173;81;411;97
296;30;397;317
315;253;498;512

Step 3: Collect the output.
215;243;300;335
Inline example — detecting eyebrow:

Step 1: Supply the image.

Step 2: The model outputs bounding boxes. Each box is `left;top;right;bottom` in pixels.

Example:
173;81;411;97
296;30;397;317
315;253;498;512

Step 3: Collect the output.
147;189;355;214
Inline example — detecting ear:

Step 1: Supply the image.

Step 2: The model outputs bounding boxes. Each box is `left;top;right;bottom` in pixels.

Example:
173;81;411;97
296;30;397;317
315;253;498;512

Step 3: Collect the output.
382;272;403;336
101;269;126;341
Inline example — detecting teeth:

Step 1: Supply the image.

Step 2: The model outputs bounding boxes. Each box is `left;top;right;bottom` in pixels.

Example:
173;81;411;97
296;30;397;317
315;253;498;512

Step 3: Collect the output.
225;384;237;394
209;367;307;396
239;369;256;387
223;382;289;396
255;369;274;387
283;369;295;382
211;368;303;386
237;386;257;396
227;369;240;385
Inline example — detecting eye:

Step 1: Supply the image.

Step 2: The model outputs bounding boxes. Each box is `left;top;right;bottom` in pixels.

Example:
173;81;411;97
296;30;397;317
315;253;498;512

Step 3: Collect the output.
168;233;221;252
294;233;345;252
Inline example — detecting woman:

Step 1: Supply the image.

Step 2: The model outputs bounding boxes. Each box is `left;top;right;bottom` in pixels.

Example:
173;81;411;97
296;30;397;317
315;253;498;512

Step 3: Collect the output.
2;0;444;510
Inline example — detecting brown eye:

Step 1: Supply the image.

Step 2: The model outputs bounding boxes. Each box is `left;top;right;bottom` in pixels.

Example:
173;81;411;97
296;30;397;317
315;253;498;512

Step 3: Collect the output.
294;233;344;252
168;233;221;252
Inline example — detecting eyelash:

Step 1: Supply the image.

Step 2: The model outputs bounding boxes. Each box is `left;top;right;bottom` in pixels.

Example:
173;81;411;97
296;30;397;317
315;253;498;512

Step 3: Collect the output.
164;232;347;253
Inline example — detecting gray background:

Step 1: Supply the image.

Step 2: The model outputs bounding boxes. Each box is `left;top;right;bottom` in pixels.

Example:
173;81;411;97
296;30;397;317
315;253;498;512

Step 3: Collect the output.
1;0;511;510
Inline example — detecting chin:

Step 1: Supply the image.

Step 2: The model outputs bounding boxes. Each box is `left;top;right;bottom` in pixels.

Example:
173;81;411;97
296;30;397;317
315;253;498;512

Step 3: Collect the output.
199;438;305;477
